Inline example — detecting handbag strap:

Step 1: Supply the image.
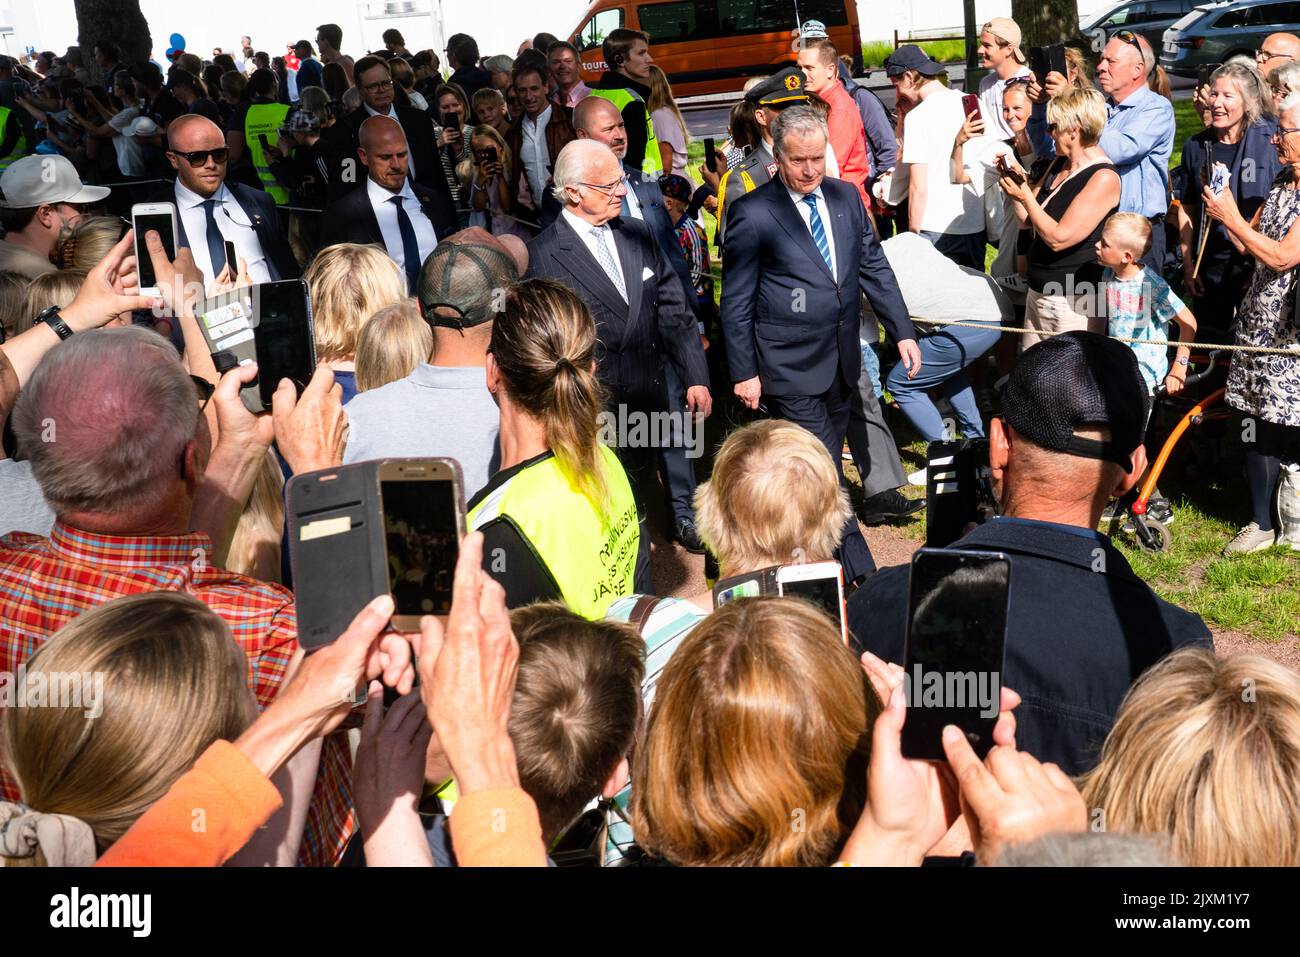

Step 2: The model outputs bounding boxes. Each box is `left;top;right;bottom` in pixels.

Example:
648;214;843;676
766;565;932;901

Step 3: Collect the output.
625;594;666;635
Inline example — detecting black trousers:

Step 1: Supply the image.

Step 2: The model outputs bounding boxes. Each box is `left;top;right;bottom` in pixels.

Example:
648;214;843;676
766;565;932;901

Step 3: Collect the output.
768;375;877;581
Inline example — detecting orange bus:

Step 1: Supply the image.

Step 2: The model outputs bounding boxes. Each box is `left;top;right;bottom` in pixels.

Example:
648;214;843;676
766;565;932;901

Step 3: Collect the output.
567;0;863;98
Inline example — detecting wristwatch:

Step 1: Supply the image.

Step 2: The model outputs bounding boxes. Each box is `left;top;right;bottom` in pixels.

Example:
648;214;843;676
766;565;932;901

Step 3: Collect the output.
35;305;74;340
1175;356;1190;367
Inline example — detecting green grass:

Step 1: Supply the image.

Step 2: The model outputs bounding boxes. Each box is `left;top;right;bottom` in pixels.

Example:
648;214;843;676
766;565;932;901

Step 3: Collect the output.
1170;99;1201;168
861;39;967;69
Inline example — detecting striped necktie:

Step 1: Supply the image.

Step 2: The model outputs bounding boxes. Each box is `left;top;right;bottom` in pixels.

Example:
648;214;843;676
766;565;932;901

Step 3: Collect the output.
803;193;833;275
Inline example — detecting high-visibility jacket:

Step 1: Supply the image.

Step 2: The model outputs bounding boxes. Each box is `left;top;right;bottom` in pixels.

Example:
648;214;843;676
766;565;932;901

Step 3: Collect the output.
468;446;639;619
0;107;27;172
244;101;291;205
590;85;663;178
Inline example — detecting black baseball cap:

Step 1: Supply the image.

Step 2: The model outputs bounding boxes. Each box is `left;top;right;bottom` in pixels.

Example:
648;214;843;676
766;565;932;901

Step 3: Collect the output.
884;44;944;78
417;242;517;329
1000;332;1149;471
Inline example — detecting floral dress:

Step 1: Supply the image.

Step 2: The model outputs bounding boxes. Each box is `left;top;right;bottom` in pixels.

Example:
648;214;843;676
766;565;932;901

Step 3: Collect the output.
1228;172;1300;426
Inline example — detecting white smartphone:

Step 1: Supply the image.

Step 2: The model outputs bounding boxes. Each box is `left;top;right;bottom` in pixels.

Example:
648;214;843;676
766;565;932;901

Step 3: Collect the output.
131;202;178;297
776;560;847;644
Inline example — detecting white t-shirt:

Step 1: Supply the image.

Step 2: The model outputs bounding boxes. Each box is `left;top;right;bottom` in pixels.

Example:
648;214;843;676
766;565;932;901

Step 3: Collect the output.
901;87;984;236
961;135;1036;283
978;66;1032;141
108;106;146;176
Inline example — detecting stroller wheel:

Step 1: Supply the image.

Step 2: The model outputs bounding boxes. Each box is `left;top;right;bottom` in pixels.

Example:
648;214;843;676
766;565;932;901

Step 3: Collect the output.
1133;516;1172;553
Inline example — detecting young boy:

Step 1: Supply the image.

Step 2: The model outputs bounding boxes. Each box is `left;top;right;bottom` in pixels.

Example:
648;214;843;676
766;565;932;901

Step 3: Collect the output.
1096;212;1198;396
658;173;711;311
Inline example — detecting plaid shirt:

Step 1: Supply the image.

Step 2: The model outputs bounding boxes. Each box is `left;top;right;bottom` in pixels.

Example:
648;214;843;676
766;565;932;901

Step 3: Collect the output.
0;521;355;867
673;213;709;300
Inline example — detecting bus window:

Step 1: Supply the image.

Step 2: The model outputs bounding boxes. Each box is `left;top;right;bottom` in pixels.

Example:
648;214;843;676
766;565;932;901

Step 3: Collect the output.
639;0;698;43
580;7;626;51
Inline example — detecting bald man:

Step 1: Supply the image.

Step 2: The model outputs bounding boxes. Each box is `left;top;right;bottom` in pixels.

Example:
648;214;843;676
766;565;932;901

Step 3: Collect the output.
319;115;457;290
151;114;297;285
1257;32;1300;77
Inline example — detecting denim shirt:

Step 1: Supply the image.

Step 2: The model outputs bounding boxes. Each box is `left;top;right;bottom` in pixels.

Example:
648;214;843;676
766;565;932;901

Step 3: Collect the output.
1098;85;1175;218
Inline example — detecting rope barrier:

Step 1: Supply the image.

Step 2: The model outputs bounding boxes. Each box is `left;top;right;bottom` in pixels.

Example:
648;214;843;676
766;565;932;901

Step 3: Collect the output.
908;317;1300;357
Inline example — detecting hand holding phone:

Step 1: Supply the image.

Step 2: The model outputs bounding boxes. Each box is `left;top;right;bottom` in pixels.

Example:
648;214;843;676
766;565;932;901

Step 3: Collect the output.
961;93;982;122
131;202;178;297
704;136;717;173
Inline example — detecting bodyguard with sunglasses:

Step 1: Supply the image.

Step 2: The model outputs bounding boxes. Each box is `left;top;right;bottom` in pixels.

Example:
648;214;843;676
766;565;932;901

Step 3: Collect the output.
1094;31;1175;272
153;114;297;288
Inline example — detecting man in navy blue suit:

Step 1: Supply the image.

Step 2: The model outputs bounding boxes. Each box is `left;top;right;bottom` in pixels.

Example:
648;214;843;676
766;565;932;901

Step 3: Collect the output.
154;115;298;287
720;104;921;581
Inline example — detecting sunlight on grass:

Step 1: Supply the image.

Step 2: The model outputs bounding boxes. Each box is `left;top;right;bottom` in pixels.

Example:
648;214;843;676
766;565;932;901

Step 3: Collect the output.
862;39;967;69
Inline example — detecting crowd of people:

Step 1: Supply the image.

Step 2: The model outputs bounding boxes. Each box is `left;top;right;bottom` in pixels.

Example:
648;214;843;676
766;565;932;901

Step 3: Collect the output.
0;15;1298;872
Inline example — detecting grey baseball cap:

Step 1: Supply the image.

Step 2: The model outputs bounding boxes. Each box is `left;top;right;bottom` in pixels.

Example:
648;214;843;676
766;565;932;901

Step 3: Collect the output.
0;155;110;208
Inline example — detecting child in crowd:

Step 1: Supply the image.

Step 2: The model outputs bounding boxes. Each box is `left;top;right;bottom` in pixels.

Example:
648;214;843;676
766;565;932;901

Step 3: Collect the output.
658;173;711;313
1096;212;1198;396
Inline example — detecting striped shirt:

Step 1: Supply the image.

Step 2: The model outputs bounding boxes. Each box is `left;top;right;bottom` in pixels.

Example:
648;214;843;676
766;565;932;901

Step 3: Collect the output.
0;522;355;867
603;594;708;864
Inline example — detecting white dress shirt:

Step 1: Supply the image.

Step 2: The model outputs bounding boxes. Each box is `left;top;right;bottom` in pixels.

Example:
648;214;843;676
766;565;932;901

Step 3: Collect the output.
367;176;439;291
563;208;624;290
786;181;838;282
174;180;272;287
363;103;398;119
620;174;645;221
521;105;552;214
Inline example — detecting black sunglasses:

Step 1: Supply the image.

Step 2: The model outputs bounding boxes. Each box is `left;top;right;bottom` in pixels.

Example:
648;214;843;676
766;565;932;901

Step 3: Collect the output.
1114;30;1144;58
168;147;229;168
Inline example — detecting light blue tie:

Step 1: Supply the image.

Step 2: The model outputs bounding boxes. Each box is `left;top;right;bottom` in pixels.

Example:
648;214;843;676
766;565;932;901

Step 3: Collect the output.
803;193;833;275
590;225;627;301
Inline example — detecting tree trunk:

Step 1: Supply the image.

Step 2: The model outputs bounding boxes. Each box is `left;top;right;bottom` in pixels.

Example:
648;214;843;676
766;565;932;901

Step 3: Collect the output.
1011;0;1081;47
73;0;152;83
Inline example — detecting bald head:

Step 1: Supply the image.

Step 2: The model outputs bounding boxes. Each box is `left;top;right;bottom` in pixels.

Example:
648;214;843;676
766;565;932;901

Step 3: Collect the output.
1260;33;1300;75
358;115;410;190
166;114;227;197
573;96;628;159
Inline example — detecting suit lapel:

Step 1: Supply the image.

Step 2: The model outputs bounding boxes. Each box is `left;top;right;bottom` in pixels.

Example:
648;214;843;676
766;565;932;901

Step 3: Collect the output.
827;185;854;288
553;216;630;323
361;189;384;246
611;219;642;344
769;181;834;281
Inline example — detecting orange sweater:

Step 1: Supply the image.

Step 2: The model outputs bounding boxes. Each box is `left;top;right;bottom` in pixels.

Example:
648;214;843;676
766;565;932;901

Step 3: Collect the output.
95;740;282;867
448;787;548;867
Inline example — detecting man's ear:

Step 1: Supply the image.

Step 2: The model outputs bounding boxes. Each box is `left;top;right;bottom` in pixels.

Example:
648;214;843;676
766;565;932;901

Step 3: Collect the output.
989;416;1011;480
601;756;630;799
1113;444;1148;498
356;146;368;168
181;436;204;491
165;149;179;173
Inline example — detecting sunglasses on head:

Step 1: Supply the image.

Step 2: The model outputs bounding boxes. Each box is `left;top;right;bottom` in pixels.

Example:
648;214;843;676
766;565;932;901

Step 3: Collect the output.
1115;30;1143;58
169;146;229;167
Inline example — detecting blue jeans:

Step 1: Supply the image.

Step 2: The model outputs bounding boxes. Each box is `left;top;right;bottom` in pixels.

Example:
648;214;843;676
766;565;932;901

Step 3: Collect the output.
860;338;883;398
886;322;1002;442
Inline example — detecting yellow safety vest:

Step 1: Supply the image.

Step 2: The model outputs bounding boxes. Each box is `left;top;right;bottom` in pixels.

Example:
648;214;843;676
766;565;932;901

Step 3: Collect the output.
467;445;639;619
590;85;663;178
0;106;27;172
244;101;290;205
714;164;757;250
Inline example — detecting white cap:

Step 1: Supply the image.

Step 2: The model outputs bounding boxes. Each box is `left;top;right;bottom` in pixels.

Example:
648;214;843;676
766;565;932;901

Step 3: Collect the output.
124;116;160;138
801;19;829;39
0;155;111;208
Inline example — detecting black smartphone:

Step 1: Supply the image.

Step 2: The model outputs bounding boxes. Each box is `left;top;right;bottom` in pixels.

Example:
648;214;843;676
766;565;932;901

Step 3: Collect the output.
379;458;465;631
1047;42;1067;80
1028;46;1050;87
900;549;1011;762
257;132;271;151
222;239;237;277
474;146;494;165
704;136;717;173
440;112;456;133
1197;63;1214;88
248;279;315;408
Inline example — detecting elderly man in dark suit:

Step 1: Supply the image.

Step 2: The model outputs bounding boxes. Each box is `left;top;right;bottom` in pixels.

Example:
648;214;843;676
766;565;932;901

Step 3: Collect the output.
319;116;457;291
526;139;711;582
720;104;921;582
321;54;448;204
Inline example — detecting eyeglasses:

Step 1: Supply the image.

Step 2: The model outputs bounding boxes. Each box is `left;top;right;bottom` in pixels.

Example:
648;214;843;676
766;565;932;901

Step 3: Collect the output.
362;78;394;93
168;147;229;167
191;375;215;413
1257;48;1295;64
575;179;624;195
1274;125;1300;139
1115;30;1143;58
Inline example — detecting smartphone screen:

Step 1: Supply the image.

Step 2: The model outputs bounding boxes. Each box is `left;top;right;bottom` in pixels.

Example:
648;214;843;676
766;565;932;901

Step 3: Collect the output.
1028;46;1050;87
381;479;459;616
133;212;175;290
704;136;717;172
251;280;314;406
223;240;237;276
901;549;1010;761
779;575;843;624
715;579;760;604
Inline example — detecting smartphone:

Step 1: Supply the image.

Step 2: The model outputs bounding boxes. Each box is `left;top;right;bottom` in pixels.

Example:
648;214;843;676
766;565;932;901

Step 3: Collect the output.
474;146;494;165
704;136;717;173
711;564;779;607
380;459;466;631
996;154;1026;186
1027;45;1050;87
1196;63;1214;88
1047;42;1068;80
900;549;1010;761
440;113;456;133
961;93;981;122
257;132;272;151
131;201;177;297
776;561;847;644
196;279;316;412
222;239;238;277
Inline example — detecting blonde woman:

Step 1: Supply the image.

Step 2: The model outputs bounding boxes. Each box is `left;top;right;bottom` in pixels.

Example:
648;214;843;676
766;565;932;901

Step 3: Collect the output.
304;243;407;403
0;269;26;340
646;65;692;181
460;124;533;241
19;269;91;334
225;449;287;583
50;216;125;271
1268;61;1300;111
468;278;640;619
354;300;432;392
1081;648;1300;866
0;593;253;865
632;597;877;866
